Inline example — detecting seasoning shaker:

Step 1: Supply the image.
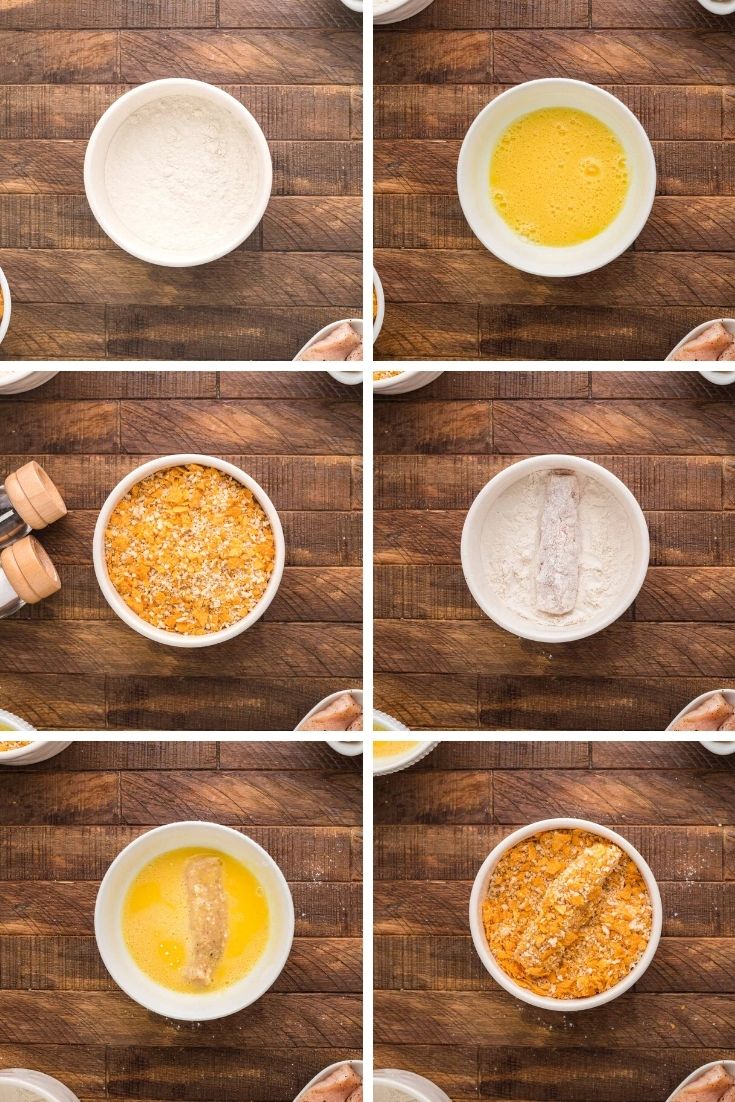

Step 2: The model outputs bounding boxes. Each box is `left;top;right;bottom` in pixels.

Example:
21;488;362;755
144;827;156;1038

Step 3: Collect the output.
0;460;67;549
0;535;61;618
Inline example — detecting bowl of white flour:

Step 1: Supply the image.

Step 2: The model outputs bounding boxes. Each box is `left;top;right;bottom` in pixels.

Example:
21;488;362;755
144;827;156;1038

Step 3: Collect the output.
0;1069;81;1102
84;79;272;267
461;454;649;643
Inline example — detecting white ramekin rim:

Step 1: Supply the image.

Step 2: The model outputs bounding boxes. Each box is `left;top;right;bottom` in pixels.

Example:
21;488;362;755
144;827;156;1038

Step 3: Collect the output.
666;1061;735;1102
457;78;657;278
0;1069;81;1102
84;78;273;268
461;453;650;643
296;688;364;732
373;0;436;21
695;0;735;12
293;318;363;362
0;264;11;346
372;707;409;733
327;369;363;385
295;1061;364;1102
665;318;735;364
373;739;438;776
92;453;285;648
469;817;663;1012
0;709;36;737
94;820;295;1021
373;267;385;342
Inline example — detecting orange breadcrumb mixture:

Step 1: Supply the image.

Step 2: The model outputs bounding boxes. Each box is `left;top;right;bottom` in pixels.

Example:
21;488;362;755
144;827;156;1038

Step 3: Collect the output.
373;371;403;380
483;828;652;999
105;464;275;636
0;740;31;751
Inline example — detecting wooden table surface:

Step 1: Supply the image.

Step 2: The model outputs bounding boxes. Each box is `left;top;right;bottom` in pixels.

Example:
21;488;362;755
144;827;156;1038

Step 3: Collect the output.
0;370;362;731
374;369;735;731
374;739;735;1102
0;3;362;361
374;0;735;362
0;740;362;1102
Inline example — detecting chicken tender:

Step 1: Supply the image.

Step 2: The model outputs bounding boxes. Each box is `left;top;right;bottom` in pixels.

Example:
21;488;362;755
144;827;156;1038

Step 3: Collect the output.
298;322;362;362
184;855;228;987
301;1065;362;1102
672;322;734;361
300;692;362;732
672;1064;735;1102
536;470;580;615
671;691;734;731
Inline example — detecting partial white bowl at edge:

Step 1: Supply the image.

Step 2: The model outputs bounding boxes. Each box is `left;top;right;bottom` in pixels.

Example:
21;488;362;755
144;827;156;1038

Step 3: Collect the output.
373;0;436;24
373;369;444;394
457;78;656;278
295;1061;364;1102
296;689;364;732
666;319;735;383
92;453;285;649
0;730;73;766
84;78;272;268
0;265;11;346
373;740;438;777
469;817;663;1012
461;454;650;644
373;267;385;343
0;1069;81;1102
374;1070;452;1102
667;687;735;754
94;821;295;1021
695;0;735;14
293;319;363;363
666;1062;735;1102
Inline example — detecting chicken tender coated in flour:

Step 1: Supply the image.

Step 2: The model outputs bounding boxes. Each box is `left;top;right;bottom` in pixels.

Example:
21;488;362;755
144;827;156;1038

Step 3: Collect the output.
184;854;228;987
535;470;580;615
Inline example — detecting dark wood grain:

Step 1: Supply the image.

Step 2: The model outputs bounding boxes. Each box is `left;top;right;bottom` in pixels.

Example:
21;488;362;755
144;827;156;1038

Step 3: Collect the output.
374;741;735;1102
1;370;361;731
0;4;361;361
0;742;362;1100
374;370;735;731
374;10;735;361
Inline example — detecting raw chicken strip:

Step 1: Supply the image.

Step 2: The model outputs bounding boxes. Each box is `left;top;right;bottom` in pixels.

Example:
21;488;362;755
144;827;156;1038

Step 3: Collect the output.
298;322;362;362
346;1087;363;1102
671;1065;734;1101
671;322;733;361
718;343;735;361
671;691;734;731
719;713;735;732
299;692;362;731
184;855;228;987
536;470;580;615
346;715;364;731
301;1065;362;1102
721;1088;735;1102
346;343;363;361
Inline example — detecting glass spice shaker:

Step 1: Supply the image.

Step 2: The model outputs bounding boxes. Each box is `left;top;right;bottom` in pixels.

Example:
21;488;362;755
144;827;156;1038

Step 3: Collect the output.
0;461;67;549
0;535;61;618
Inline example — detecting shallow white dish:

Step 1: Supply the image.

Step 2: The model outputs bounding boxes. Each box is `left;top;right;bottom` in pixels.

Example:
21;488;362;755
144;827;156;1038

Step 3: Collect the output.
469;817;662;1012
373;369;444;394
666;1061;735;1102
373;267;385;343
666;318;735;370
84;78;272;268
93;453;285;649
374;1070;452;1102
373;0;436;23
327;369;363;385
457;78;656;277
0;735;74;766
373;739;438;776
295;1061;364;1102
695;0;735;13
95;821;294;1021
461;453;650;643
0;370;59;395
0;265;11;346
296;688;364;732
0;1069;81;1102
667;688;735;752
326;739;364;756
294;319;363;362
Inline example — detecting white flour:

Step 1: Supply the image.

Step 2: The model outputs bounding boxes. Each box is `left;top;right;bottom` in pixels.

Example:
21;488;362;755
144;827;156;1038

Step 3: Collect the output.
481;470;635;628
105;95;262;255
0;1089;45;1102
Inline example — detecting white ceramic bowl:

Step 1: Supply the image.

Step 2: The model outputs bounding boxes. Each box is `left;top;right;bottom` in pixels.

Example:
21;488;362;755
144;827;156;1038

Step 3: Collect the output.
667;688;735;753
339;0;363;10
0;736;74;766
461;454;650;643
293;319;363;362
373;369;444;394
373;267;385;343
373;739;438;776
326;739;364;756
0;265;11;346
296;689;364;732
457;79;656;277
95;821;294;1021
93;453;285;649
666;318;735;370
84;79;272;268
696;0;735;13
469;817;663;1012
296;1062;364;1102
0;370;59;395
666;1062;735;1102
0;1069;81;1102
327;369;363;385
374;1070;452;1102
373;0;436;23
372;707;409;733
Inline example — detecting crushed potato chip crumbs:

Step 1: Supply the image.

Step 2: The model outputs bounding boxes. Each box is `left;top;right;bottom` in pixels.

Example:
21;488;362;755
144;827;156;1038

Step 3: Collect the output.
483;828;652;999
373;371;403;380
0;740;31;751
105;463;275;636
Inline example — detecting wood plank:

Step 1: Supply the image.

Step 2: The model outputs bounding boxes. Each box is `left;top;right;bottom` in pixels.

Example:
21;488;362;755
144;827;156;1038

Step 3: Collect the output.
375;303;480;361
635;568;735;622
220;0;360;27
591;742;735;768
374;402;492;455
591;372;735;398
0;399;118;452
381;0;589;28
34;372;220;398
0;773;120;825
374;673;479;731
374;31;493;85
0;32;118;83
374;455;723;510
120;30;361;85
373;1045;478;1097
0;303;107;360
218;743;364;769
0;2;218;28
218;372;357;399
0;674;105;730
0;991;362;1046
374;775;494;827
0;1046;105;1096
591;0;730;28
374;619;735;678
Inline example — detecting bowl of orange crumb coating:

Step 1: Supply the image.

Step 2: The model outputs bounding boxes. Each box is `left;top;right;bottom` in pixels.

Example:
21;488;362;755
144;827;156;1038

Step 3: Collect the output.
93;454;285;648
469;818;662;1012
